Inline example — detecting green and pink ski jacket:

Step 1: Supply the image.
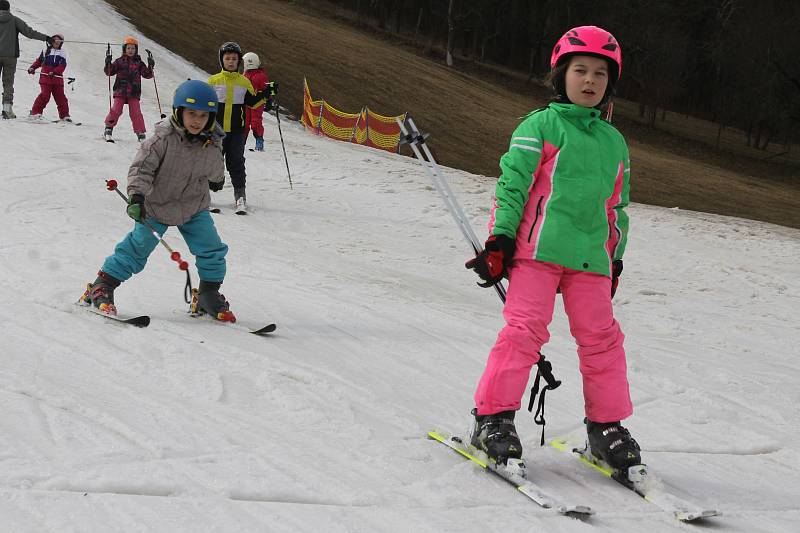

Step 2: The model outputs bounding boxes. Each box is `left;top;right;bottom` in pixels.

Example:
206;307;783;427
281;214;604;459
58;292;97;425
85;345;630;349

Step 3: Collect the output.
489;103;630;277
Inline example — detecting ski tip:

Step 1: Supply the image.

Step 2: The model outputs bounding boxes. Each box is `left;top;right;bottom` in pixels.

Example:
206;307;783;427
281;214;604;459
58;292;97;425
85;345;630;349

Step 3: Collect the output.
250;323;276;335
129;316;151;327
677;509;720;521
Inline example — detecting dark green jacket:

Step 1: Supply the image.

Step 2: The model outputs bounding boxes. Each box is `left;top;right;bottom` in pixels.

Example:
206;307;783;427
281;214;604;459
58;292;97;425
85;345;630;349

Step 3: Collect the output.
0;10;48;58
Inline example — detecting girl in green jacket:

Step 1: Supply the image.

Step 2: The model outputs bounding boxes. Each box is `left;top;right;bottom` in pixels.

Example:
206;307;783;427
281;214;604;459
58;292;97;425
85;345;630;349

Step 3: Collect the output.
466;26;641;476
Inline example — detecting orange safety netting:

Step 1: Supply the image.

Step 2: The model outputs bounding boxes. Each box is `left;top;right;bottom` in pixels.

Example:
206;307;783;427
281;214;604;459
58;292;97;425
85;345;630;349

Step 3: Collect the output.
301;78;406;153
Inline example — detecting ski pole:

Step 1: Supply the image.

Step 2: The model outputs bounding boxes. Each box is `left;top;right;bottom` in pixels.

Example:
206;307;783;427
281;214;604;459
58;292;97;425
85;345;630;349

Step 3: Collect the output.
105;43;112;113
272;95;293;189
397;118;559;443
145;49;166;119
105;179;188;271
105;179;195;302
396;116;506;303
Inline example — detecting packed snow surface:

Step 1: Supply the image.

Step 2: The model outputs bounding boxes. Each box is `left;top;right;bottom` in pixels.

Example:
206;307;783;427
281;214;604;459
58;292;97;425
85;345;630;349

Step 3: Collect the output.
1;0;799;531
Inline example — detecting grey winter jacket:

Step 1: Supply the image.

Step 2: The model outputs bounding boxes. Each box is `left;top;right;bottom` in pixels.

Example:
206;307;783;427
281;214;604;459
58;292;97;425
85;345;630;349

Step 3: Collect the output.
0;10;49;58
127;118;225;226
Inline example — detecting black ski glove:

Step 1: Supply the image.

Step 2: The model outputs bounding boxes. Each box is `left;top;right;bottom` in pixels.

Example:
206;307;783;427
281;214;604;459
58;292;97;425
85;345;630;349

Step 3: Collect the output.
465;234;516;287
46;35;55;46
105;54;112;66
147;57;155;69
126;194;146;222
610;259;623;299
268;81;279;96
208;180;224;192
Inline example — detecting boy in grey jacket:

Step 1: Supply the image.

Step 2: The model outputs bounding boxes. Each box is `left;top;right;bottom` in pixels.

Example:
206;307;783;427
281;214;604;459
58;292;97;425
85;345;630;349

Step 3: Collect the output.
80;80;236;322
0;0;52;118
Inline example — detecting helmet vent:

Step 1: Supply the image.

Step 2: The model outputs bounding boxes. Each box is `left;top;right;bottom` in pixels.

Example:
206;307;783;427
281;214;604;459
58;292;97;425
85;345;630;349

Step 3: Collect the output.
567;37;587;46
602;43;618;51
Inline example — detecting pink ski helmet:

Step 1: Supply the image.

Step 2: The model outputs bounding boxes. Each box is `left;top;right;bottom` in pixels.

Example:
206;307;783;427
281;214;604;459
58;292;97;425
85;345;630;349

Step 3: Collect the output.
550;26;622;82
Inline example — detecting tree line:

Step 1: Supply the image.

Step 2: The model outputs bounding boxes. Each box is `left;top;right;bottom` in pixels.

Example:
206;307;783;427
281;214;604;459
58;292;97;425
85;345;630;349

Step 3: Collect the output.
318;0;800;152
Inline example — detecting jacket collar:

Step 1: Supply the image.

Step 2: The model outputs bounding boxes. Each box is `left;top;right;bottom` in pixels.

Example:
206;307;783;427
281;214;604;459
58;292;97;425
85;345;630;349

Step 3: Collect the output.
167;117;224;144
548;102;603;128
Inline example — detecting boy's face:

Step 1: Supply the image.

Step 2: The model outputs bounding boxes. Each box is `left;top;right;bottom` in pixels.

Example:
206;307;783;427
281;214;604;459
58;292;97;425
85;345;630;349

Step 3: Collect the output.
182;108;209;135
124;44;136;56
222;52;239;72
564;55;609;108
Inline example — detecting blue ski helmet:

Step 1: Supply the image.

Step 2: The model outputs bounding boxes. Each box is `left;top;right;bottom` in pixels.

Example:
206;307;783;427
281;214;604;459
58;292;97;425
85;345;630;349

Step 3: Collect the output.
172;79;218;131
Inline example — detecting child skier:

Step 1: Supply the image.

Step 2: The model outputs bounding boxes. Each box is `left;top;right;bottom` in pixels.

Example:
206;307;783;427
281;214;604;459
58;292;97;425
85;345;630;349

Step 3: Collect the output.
81;79;235;322
242;51;270;152
103;36;154;142
466;26;640;474
208;42;267;213
27;33;70;121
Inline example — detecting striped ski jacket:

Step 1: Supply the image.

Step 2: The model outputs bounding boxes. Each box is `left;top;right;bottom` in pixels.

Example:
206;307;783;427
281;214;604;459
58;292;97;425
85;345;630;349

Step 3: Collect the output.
489;103;630;277
30;47;67;85
207;70;266;133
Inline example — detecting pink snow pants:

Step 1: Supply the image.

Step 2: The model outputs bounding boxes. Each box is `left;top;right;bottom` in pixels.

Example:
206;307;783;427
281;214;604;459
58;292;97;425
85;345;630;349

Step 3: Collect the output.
31;83;69;118
104;96;145;134
474;259;633;423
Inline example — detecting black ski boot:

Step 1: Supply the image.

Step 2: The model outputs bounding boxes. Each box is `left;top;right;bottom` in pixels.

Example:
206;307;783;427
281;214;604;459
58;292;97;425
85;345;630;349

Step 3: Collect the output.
586;418;642;471
470;408;523;465
82;270;122;315
192;280;236;322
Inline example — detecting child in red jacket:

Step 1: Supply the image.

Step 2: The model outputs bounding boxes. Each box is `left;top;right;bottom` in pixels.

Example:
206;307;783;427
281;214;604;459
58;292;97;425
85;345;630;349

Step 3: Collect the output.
27;33;70;121
242;52;269;151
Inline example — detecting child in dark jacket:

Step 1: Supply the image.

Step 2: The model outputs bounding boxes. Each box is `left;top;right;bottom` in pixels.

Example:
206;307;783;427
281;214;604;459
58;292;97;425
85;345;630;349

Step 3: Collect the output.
103;35;153;142
27;33;70;121
208;41;268;212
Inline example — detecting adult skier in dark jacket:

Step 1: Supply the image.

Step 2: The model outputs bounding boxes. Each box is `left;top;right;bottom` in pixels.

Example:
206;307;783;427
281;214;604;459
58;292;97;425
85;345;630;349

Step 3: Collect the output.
0;0;52;119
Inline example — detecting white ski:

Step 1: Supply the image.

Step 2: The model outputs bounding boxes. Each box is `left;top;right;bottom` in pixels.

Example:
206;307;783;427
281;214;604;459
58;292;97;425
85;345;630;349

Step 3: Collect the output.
429;430;593;515
550;437;720;522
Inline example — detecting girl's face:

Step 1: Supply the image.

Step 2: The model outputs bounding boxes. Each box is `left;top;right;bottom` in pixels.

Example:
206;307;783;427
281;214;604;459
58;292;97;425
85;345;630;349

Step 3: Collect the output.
124;44;136;56
52;37;63;49
564;55;609;108
182;108;210;135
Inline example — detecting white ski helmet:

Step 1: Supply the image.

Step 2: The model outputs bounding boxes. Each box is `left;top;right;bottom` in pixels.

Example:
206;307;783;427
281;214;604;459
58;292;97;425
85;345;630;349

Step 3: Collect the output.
242;52;260;70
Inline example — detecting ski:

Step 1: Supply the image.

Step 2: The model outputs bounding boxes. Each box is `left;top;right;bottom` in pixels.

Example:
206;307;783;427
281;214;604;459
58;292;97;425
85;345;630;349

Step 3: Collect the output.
250;323;277;335
187;312;275;335
550;437;719;522
52;119;82;126
209;207;248;215
78;303;150;327
429;430;593;515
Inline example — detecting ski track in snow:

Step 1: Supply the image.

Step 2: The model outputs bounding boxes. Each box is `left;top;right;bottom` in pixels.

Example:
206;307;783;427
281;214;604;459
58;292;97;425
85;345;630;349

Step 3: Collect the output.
1;0;799;531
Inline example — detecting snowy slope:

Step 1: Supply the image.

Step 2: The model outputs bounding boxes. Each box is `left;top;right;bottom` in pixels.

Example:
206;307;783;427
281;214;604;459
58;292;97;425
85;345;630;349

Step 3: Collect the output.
2;0;800;531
